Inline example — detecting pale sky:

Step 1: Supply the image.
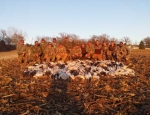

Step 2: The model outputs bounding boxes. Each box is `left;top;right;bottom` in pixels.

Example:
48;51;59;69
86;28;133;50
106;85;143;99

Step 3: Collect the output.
0;0;150;44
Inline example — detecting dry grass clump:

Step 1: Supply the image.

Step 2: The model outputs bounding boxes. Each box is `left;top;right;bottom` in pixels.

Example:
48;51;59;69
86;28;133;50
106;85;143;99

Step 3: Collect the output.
0;49;150;114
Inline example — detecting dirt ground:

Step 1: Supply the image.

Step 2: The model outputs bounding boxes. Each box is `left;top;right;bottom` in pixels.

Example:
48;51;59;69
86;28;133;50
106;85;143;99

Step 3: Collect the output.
0;50;18;59
0;49;150;114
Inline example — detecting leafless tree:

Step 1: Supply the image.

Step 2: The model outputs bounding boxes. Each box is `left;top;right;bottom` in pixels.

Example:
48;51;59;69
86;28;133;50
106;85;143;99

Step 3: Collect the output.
5;37;12;45
44;36;53;42
143;36;150;48
89;35;96;43
0;29;7;40
90;34;110;44
59;32;81;46
7;27;27;45
35;36;53;43
68;34;79;40
71;34;81;46
69;34;80;44
59;33;69;39
121;36;131;45
35;36;42;42
110;37;119;44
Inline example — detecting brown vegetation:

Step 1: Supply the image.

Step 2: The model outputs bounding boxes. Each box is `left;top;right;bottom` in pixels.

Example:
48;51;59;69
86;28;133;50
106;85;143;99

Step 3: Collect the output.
0;50;17;59
0;50;150;114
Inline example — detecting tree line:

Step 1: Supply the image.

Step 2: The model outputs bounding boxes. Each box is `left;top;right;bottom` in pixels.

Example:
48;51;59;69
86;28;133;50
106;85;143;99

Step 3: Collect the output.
0;27;149;51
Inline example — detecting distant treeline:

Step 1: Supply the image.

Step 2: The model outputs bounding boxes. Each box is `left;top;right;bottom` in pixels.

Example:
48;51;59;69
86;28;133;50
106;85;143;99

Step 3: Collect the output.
0;40;16;52
0;27;150;51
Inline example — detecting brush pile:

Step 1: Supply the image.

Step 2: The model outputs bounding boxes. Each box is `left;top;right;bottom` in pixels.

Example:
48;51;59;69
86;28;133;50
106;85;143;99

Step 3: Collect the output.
0;54;150;114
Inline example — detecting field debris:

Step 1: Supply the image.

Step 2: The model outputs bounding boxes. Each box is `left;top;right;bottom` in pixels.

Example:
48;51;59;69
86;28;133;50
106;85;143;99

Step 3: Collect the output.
0;54;150;114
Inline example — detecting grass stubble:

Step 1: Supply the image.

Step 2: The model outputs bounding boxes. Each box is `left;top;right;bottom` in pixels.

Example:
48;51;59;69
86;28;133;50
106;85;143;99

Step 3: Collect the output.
0;49;149;115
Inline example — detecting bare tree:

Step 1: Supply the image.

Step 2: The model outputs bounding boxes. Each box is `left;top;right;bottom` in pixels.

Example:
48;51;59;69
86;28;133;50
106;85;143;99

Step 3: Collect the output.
89;35;96;43
90;34;110;44
68;34;79;40
35;36;42;42
69;33;79;40
44;36;53;42
69;34;80;46
110;37;119;44
59;33;68;39
121;36;131;45
5;37;12;45
143;36;150;48
0;29;7;40
12;33;24;44
59;32;81;46
7;27;27;45
35;36;52;43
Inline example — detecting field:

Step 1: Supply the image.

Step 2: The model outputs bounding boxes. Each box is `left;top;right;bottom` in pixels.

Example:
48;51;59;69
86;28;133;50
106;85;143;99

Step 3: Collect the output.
0;50;17;60
0;49;150;115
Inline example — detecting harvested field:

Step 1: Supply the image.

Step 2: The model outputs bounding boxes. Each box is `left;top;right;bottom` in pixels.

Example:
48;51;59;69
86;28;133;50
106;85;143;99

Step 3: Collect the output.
0;50;17;59
0;49;150;115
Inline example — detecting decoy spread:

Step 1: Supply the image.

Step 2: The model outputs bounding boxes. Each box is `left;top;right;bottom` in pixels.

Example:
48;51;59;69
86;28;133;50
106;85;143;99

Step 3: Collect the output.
23;60;135;79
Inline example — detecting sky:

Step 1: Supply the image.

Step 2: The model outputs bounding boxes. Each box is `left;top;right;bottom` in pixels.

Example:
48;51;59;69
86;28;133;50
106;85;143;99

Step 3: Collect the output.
0;0;150;44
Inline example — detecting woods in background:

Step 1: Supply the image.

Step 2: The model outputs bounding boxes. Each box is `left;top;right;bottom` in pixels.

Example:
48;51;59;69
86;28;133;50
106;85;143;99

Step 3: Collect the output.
0;27;150;52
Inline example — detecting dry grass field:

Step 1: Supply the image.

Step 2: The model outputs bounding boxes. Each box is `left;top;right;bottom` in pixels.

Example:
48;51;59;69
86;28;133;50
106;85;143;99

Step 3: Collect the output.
0;49;150;115
130;49;150;55
0;50;17;60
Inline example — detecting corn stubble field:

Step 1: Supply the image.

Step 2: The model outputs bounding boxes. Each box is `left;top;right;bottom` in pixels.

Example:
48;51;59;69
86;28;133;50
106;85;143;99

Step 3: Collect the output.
0;49;150;115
